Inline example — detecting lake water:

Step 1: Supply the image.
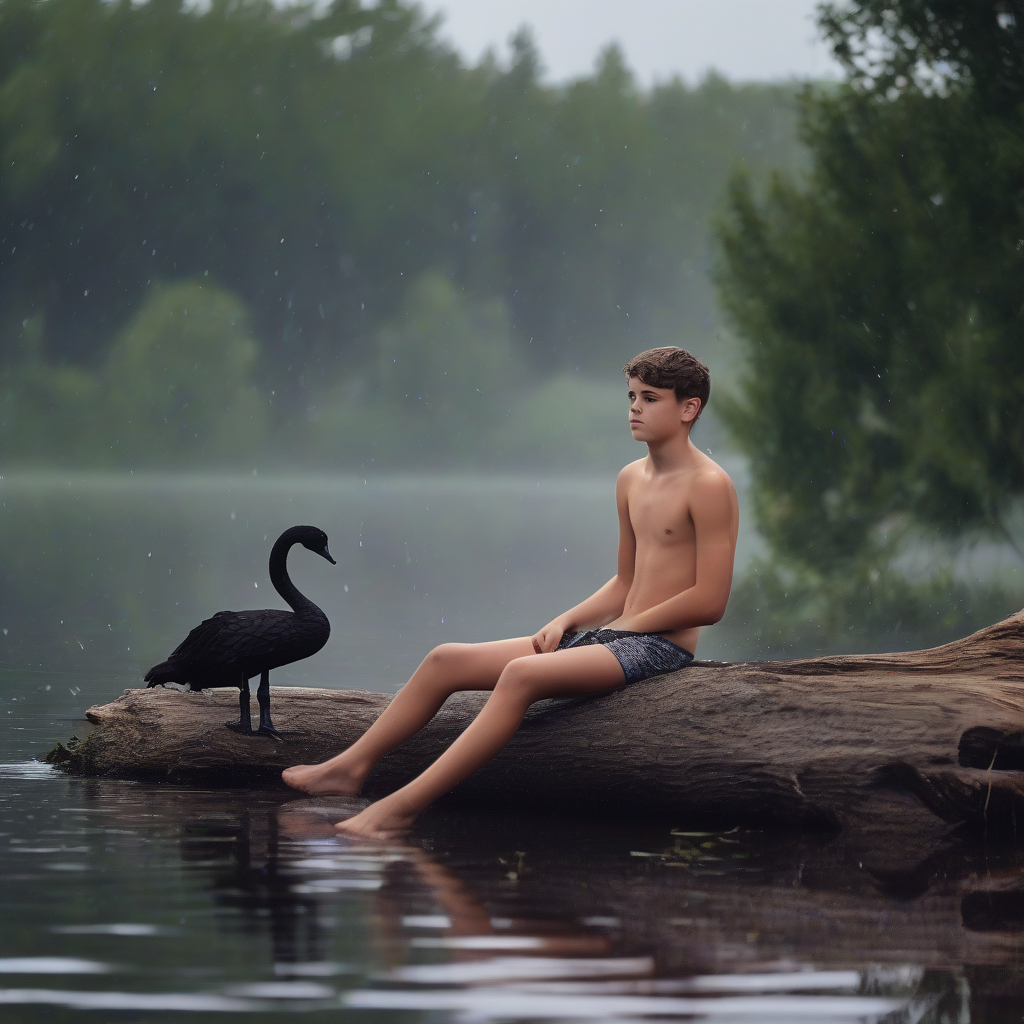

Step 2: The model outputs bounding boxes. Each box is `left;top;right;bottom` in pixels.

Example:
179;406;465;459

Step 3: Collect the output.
2;472;1024;1022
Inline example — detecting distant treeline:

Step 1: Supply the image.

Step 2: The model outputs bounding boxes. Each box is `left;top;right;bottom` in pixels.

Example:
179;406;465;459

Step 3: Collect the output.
0;0;803;466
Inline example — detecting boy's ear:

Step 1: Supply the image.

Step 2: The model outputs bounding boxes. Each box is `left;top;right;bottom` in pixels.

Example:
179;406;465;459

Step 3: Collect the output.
679;396;702;424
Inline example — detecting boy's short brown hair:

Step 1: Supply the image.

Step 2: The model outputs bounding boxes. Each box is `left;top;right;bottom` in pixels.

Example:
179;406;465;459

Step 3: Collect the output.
623;347;710;416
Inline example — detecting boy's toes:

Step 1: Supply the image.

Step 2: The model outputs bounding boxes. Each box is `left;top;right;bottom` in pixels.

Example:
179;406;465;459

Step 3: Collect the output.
282;766;314;790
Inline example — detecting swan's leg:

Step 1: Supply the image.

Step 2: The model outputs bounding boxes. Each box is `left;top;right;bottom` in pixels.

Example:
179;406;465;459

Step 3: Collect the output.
256;669;281;740
226;675;253;733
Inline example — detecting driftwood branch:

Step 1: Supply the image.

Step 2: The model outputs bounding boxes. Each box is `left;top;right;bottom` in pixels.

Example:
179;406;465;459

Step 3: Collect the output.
48;610;1024;851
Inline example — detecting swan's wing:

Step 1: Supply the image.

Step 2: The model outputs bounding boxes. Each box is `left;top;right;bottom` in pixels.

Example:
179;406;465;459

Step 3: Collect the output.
166;611;237;665
207;610;297;665
168;609;294;668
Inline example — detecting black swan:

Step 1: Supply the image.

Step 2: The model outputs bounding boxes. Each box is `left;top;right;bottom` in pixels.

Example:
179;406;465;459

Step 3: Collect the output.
144;525;335;737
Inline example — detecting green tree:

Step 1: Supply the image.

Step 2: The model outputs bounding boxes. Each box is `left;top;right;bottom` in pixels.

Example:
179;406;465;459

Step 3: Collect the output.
102;281;267;466
715;1;1024;648
0;314;98;465
0;280;265;466
308;273;518;466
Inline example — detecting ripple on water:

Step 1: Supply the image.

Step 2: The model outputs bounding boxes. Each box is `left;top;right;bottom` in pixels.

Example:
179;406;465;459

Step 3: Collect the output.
0;990;264;1012
52;924;180;936
342;988;910;1019
401;913;452;929
0;958;111;974
0;762;57;780
273;962;353;978
387;955;656;985
223;982;336;999
290;878;382;893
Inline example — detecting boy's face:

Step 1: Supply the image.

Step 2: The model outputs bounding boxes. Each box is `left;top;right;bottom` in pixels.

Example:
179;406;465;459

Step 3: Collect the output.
627;376;701;443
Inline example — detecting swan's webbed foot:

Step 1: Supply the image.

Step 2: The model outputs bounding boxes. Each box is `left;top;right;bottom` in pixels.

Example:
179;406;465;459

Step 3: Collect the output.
256;724;283;741
225;719;253;734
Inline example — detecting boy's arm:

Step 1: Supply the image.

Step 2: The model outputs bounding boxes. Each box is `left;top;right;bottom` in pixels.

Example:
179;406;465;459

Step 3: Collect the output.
622;471;737;636
531;467;637;653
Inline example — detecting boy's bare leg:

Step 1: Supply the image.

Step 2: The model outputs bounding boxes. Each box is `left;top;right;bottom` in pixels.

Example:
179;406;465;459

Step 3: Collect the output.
334;644;625;839
281;637;535;795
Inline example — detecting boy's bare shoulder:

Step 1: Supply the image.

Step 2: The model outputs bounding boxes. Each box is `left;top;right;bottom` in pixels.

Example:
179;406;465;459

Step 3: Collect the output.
615;458;648;495
686;453;739;530
617;457;648;481
686;451;737;504
690;450;736;489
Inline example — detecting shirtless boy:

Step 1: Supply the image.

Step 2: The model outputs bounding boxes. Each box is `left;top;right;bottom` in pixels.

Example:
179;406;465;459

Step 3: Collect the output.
283;346;739;839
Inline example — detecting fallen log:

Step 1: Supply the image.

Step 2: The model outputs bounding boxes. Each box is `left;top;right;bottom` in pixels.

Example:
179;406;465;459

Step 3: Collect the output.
48;610;1024;851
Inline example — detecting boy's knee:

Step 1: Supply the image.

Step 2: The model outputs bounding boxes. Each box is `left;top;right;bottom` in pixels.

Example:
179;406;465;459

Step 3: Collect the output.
419;644;476;690
495;657;539;702
424;643;465;670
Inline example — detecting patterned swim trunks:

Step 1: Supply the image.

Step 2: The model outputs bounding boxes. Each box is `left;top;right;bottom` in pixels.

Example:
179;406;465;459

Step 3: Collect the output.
555;628;694;685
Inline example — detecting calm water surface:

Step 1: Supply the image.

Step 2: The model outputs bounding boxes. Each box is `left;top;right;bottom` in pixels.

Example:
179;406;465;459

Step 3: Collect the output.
2;474;1023;1022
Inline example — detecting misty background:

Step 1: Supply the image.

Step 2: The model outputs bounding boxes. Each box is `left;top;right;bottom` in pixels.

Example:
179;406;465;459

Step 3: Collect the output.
1;0;1022;694
0;0;805;473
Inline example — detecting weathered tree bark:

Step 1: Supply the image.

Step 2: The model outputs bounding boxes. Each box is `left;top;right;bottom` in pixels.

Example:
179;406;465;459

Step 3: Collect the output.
49;610;1024;851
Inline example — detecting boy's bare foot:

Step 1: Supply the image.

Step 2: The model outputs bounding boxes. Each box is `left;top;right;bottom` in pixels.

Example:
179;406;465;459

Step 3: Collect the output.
281;761;365;796
334;797;417;842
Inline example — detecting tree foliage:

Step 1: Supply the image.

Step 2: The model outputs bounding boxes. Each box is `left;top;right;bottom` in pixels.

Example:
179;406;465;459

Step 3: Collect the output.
103;282;266;465
1;280;265;466
0;0;801;403
307;273;519;466
716;0;1024;589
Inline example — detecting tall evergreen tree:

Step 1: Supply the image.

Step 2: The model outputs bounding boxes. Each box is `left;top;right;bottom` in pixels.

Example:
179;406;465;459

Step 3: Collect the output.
717;1;1024;582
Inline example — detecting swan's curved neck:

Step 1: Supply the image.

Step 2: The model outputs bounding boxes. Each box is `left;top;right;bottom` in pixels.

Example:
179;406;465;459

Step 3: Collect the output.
269;536;316;614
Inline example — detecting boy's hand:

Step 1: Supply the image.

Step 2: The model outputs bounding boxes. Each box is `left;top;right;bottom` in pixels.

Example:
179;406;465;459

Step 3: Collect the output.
531;619;570;654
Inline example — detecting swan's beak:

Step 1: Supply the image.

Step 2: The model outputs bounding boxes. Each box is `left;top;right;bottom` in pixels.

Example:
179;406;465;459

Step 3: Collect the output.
320;546;337;565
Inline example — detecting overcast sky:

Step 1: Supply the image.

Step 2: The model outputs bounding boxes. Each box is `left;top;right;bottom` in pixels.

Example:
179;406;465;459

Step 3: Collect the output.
421;0;841;85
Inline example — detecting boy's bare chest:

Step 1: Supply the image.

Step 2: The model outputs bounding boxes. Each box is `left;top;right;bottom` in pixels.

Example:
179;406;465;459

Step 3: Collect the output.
628;486;694;545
